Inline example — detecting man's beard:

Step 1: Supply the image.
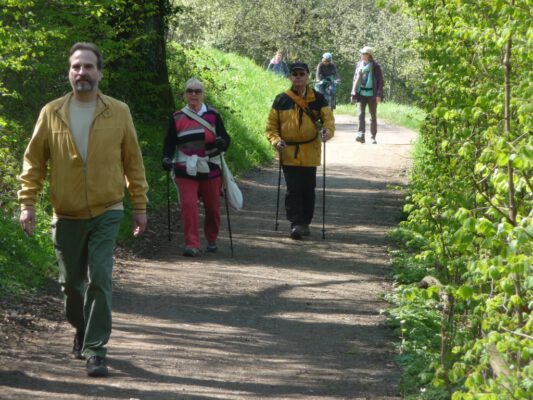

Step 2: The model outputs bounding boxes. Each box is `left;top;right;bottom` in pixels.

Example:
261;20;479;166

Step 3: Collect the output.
74;80;95;92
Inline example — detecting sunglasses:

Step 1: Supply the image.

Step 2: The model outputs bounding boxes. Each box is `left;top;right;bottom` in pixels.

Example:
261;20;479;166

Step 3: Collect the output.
185;88;203;94
291;71;307;77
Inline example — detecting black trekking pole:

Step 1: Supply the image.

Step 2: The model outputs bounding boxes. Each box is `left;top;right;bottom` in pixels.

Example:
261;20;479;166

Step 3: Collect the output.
221;157;234;257
322;139;326;240
167;171;171;241
274;156;282;231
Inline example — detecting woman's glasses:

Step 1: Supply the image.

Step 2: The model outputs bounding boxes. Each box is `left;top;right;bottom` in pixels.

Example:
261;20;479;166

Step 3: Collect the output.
185;88;203;94
291;71;306;77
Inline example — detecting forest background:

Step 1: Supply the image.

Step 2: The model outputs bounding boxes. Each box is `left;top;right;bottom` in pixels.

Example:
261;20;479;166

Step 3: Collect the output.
1;1;531;399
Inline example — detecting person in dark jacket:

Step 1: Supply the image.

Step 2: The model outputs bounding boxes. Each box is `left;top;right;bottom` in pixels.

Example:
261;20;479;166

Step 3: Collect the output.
351;46;384;144
162;78;231;257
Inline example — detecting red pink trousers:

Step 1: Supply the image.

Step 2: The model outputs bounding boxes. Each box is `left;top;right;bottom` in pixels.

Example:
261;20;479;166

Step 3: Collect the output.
175;176;222;249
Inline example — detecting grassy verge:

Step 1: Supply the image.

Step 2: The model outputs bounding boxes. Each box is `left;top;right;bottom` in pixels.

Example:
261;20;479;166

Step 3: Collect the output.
336;101;425;131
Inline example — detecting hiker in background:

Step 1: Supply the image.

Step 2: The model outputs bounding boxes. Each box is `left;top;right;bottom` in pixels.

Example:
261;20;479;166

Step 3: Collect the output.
162;78;231;257
18;42;149;378
267;51;289;78
351;46;384;144
265;62;334;240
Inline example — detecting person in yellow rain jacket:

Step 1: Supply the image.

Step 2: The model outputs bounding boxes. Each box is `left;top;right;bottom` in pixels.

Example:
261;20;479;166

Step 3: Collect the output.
265;61;335;240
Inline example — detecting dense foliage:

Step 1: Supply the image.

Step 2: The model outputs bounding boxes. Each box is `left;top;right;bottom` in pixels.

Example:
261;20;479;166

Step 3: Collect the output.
387;0;532;398
168;0;423;104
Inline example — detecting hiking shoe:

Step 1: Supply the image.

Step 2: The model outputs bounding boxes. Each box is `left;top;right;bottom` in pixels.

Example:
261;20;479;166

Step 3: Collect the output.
183;247;200;257
206;242;218;253
86;355;108;377
356;132;365;143
301;225;310;236
72;329;84;360
290;226;304;240
371;137;377;144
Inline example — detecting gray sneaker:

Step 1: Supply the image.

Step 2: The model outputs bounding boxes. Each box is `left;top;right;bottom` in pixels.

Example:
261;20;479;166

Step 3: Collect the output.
356;132;365;143
371;137;377;144
301;225;310;236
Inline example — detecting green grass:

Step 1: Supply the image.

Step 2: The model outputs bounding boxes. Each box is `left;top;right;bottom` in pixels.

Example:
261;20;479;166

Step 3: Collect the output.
336;101;425;131
0;211;56;296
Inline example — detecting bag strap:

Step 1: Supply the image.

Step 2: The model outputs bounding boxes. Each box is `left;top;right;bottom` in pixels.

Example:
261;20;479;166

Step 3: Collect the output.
181;107;216;135
284;89;319;123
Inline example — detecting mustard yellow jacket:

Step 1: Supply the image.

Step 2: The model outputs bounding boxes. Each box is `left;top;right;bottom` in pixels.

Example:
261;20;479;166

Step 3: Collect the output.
265;86;334;166
18;92;149;219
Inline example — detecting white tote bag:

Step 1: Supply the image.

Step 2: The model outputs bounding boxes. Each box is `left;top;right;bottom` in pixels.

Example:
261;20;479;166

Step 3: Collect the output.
220;154;243;211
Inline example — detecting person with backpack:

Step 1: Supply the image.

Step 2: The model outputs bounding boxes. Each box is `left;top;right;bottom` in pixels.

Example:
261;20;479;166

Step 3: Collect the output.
265;62;335;240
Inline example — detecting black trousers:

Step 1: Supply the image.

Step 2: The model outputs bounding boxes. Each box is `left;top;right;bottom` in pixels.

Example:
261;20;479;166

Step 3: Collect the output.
282;165;317;228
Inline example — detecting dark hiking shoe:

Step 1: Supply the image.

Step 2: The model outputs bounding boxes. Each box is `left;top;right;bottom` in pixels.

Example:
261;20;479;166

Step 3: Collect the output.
206;242;218;253
72;330;84;360
183;247;200;257
301;225;311;236
290;226;303;240
356;132;365;143
86;355;108;377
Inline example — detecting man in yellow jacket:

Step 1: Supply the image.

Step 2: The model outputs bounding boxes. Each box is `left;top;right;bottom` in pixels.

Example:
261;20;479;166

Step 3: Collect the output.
18;42;149;377
265;62;335;239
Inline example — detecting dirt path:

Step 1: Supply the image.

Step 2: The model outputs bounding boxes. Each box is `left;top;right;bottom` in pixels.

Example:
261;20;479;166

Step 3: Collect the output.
0;114;415;399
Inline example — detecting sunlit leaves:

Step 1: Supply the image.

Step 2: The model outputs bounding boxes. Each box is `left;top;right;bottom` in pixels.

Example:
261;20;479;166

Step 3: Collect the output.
391;0;532;398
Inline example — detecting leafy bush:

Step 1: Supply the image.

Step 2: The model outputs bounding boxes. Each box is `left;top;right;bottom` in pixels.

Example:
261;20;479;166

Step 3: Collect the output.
388;1;532;398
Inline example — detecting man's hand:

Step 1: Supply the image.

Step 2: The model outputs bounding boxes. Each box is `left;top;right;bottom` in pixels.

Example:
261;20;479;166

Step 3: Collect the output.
320;129;331;142
20;208;36;235
350;95;357;105
276;140;286;153
133;213;147;237
376;96;382;104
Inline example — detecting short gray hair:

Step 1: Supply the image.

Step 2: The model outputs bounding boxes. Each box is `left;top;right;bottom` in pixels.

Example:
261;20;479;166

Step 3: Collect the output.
70;42;104;70
185;78;204;91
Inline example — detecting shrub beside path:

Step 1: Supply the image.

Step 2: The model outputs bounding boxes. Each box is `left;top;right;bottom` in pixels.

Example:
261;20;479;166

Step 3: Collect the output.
0;114;416;399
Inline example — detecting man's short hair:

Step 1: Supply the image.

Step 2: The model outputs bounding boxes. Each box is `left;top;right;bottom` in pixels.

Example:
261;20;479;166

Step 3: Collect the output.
69;42;104;70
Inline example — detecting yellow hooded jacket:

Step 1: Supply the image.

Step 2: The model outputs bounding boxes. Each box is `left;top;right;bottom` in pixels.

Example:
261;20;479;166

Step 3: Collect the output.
18;92;149;219
265;86;334;166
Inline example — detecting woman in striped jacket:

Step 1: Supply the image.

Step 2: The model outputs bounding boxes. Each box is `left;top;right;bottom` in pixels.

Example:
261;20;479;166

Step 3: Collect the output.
162;78;231;257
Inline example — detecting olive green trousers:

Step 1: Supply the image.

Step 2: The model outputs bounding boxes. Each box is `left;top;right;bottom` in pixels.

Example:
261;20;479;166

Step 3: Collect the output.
53;210;123;358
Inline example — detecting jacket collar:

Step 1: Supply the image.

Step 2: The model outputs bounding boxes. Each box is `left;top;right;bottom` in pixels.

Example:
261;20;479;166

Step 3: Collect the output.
55;91;112;125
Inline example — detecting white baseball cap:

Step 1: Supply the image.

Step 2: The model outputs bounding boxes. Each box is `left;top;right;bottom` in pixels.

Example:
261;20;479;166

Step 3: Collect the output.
359;46;374;56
